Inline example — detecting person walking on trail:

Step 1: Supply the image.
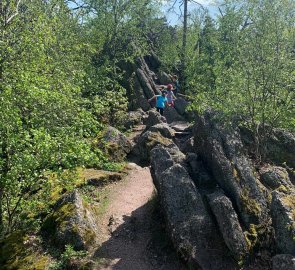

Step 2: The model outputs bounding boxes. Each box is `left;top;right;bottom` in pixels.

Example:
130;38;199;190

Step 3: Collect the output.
171;75;180;96
148;90;168;116
166;84;176;107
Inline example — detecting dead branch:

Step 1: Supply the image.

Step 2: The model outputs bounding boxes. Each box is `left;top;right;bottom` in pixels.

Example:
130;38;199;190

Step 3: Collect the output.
189;0;206;11
6;0;22;25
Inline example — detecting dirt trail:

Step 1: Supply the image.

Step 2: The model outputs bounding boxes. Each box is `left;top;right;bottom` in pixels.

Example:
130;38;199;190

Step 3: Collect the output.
93;163;186;270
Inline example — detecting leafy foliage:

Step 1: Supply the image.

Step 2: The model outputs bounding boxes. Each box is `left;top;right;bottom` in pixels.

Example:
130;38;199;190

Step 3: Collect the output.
0;0;167;237
187;0;294;135
47;245;87;270
0;0;117;236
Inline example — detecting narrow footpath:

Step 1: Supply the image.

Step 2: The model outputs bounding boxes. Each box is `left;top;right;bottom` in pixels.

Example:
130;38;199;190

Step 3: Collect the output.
92;163;186;270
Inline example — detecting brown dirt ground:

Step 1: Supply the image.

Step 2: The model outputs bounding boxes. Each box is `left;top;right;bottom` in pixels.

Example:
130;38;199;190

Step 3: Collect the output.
92;163;187;270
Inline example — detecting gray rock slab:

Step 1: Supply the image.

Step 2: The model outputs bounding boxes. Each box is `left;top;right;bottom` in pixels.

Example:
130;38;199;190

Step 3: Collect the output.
271;191;295;254
207;191;249;260
194;110;269;227
42;191;99;251
148;123;175;139
144;110;167;127
272;254;295;270
151;147;238;270
260;165;293;190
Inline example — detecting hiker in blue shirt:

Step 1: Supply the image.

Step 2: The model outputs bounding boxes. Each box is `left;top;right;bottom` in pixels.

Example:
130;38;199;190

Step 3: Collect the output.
148;90;168;115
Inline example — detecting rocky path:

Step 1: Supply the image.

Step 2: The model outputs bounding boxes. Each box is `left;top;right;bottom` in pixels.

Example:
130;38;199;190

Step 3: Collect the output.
93;163;186;270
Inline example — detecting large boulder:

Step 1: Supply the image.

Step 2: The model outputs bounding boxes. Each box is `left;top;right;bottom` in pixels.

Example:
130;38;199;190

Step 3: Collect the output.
259;165;293;190
174;97;189;116
131;131;173;163
147;145;186;176
150;145;174;191
163;106;185;123
144;52;161;71
156;70;172;85
240;126;295;169
101;126;132;161
123;109;146;129
150;147;238;270
272;254;295;270
194;110;269;227
42;191;99;251
264;129;295;169
271;191;295;254
164;143;186;164
143;110;166;127
207;191;249;260
135;56;159;99
180;136;194;154
132;78;151;111
148;123;175;139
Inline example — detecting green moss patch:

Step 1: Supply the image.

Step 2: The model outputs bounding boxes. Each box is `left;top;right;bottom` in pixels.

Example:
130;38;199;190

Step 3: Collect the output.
42;192;98;251
241;188;262;218
0;231;50;270
281;194;295;220
42;203;76;237
146;132;173;150
244;220;274;253
232;167;241;183
276;185;290;193
244;224;258;250
81;168;124;187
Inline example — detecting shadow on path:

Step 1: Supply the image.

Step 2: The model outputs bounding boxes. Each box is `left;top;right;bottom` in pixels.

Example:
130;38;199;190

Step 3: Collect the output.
93;198;187;270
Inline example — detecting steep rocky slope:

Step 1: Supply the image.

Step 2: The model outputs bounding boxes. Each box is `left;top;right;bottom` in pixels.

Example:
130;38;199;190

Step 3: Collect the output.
122;53;295;269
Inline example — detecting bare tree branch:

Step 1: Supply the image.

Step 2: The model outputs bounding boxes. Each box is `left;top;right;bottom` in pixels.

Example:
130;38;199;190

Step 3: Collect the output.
70;4;88;10
189;0;206;11
6;0;22;25
241;16;253;30
167;0;179;13
218;7;224;17
164;0;183;24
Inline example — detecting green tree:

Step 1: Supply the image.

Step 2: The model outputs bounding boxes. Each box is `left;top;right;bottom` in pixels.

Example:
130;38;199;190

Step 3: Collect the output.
80;0;163;127
189;0;294;155
187;14;218;93
0;0;100;234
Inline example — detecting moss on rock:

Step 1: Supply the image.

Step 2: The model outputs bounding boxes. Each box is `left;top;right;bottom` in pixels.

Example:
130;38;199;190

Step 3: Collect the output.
0;231;50;270
145;131;173;149
244;224;258;250
241;188;262;218
281;194;295;221
97;126;132;162
42;191;99;251
244;221;274;253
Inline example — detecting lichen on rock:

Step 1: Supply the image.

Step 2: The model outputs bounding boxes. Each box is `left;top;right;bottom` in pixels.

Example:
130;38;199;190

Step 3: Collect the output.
207;190;249;261
271;191;295;254
98;126;132;162
131;130;173;163
42;191;99;251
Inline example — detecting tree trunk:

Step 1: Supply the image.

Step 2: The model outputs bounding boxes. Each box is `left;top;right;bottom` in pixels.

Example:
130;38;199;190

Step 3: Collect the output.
0;189;3;233
180;0;188;94
0;133;9;233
